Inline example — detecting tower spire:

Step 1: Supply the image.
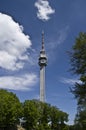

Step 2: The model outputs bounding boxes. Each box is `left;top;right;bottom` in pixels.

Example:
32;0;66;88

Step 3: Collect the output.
42;31;45;50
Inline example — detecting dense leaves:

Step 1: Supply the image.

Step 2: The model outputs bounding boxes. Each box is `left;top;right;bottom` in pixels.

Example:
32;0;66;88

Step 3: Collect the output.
70;32;86;75
0;89;22;129
72;81;86;108
0;90;68;130
69;32;86;129
23;100;68;130
23;100;40;130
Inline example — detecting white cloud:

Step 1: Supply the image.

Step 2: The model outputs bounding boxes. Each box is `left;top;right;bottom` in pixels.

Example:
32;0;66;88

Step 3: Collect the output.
35;0;55;21
60;77;82;85
57;26;69;45
0;13;32;70
0;74;38;91
46;26;69;64
47;26;69;52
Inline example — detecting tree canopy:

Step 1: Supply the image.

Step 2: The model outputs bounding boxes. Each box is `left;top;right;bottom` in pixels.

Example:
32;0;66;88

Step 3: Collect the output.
69;32;86;129
0;89;22;129
0;89;68;130
70;32;86;75
23;99;68;130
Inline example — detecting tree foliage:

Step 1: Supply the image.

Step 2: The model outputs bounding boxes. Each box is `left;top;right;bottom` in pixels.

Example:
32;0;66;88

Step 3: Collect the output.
23;99;68;130
69;32;86;129
70;32;86;75
0;89;68;129
0;89;22;128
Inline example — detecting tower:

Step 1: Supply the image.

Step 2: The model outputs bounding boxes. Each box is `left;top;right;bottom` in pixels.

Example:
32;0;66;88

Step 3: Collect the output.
38;32;47;102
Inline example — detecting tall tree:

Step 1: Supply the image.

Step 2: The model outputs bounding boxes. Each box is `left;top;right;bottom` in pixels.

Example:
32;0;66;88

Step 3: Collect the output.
0;89;22;129
70;32;86;105
69;32;86;129
70;32;86;75
50;106;68;130
23;100;68;130
23;100;40;130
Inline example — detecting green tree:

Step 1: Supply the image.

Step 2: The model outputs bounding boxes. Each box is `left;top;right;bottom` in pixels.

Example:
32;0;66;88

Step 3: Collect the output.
23;100;68;130
70;33;86;109
69;32;86;129
23;100;40;130
0;89;22;129
50;106;68;130
23;100;51;130
50;106;60;129
70;32;86;75
38;101;51;129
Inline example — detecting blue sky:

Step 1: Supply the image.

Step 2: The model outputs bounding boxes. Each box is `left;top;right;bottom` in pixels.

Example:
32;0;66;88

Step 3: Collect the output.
0;0;86;125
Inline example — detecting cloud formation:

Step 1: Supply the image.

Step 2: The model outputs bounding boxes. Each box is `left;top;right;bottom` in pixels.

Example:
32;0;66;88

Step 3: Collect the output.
46;26;69;64
0;13;32;71
60;77;82;85
35;0;55;21
57;26;69;45
48;26;69;50
0;74;38;91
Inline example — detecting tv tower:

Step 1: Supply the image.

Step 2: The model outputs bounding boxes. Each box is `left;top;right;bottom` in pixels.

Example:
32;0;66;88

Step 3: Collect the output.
38;32;47;102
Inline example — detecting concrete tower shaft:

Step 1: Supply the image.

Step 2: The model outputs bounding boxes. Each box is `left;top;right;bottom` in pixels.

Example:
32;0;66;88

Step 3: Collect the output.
38;32;47;102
